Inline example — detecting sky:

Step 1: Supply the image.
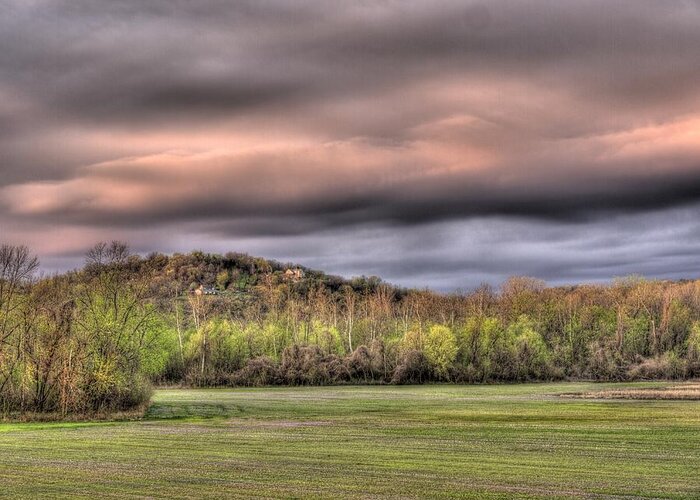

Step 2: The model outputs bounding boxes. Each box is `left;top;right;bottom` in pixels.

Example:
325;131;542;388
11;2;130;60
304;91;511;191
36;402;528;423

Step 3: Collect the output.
1;0;700;290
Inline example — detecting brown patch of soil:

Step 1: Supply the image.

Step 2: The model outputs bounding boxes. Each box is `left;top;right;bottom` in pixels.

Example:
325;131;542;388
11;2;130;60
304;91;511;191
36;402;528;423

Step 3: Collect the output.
561;383;700;400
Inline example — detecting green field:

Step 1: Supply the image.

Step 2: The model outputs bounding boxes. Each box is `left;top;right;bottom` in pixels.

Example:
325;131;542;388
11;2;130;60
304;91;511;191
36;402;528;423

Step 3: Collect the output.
1;383;699;499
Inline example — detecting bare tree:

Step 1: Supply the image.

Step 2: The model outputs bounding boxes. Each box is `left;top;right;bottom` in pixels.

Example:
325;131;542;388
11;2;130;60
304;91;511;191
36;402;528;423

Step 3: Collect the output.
0;244;39;397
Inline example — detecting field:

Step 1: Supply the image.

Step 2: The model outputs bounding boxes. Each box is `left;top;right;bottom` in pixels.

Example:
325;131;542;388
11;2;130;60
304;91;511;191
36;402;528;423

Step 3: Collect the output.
1;383;699;499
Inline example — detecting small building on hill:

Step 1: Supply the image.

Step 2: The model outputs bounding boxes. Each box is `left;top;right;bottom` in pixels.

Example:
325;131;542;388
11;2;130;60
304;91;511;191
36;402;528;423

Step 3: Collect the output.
194;284;218;296
284;268;305;282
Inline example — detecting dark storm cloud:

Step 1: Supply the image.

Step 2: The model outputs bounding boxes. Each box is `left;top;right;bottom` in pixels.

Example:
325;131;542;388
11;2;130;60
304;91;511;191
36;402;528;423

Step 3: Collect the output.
197;205;700;291
3;1;700;127
1;0;700;287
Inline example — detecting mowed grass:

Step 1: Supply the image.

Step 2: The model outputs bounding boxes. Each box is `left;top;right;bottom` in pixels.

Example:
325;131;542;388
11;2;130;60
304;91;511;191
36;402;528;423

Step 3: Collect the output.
1;383;699;499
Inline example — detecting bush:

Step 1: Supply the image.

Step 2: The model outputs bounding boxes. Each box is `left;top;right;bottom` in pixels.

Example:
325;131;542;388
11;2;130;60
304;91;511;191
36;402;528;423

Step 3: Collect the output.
391;350;431;384
627;353;687;380
232;357;279;386
279;345;350;385
587;340;626;380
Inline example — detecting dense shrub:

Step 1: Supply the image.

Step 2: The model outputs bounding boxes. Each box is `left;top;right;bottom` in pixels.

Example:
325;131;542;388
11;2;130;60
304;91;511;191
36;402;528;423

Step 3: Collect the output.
587;340;626;381
279;345;351;385
627;353;687;380
232;357;280;386
392;350;431;384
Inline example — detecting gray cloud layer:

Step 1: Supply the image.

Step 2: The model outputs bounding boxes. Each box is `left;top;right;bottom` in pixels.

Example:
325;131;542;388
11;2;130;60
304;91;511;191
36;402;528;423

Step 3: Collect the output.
1;0;700;288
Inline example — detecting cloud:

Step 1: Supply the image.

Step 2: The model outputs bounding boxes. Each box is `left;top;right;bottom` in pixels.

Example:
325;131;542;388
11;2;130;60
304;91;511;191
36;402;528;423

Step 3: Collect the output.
1;0;700;287
2;115;699;232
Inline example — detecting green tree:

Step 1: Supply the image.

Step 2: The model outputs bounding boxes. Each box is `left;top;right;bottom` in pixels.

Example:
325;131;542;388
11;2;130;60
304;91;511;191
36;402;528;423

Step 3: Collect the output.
76;242;164;411
507;315;553;380
423;325;458;379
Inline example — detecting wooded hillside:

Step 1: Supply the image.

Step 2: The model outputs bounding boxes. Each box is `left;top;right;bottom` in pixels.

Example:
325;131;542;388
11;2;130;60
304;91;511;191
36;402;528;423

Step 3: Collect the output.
2;241;700;416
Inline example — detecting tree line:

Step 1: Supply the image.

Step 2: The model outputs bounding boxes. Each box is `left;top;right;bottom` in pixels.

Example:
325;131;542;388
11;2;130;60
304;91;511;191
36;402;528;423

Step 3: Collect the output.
2;242;700;416
0;243;165;416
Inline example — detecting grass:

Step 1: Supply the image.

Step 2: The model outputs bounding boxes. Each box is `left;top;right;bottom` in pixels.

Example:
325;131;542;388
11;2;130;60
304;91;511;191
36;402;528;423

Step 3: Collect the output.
0;382;699;498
